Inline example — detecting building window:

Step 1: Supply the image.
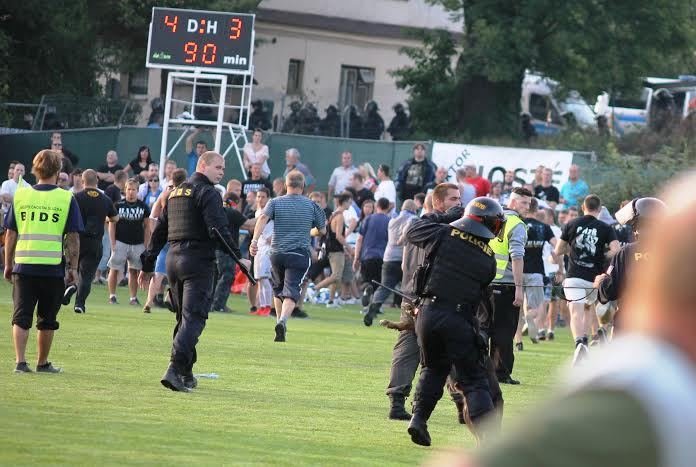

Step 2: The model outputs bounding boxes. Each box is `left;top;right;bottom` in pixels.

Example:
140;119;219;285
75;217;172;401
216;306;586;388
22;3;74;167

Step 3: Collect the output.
287;59;304;95
128;69;149;96
339;66;375;112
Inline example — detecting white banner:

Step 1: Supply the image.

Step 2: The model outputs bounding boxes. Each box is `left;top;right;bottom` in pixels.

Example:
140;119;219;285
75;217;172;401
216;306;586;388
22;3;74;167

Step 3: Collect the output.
431;142;574;187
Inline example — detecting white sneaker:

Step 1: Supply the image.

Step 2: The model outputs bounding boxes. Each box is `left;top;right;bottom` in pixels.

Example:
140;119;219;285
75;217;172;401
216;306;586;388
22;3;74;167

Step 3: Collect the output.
340;298;357;305
326;301;340;309
572;343;589;367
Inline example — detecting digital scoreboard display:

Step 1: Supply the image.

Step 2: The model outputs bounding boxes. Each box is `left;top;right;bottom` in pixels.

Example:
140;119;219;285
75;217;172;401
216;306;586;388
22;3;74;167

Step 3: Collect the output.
146;7;255;74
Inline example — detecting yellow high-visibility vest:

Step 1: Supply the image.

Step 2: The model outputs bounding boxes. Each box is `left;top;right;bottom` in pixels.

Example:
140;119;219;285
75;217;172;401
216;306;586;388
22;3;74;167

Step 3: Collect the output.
489;212;525;279
13;186;72;265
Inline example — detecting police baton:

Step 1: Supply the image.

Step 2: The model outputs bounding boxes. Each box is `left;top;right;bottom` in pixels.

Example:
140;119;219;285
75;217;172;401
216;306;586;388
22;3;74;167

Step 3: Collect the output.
371;280;418;305
211;227;257;285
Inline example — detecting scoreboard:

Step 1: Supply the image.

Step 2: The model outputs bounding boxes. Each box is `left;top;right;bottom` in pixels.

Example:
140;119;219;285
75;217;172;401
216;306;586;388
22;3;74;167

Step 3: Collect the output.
146;7;255;74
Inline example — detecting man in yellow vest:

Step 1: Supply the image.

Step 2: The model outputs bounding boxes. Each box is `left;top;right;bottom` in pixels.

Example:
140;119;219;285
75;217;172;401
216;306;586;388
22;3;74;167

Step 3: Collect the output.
3;150;83;374
488;187;531;385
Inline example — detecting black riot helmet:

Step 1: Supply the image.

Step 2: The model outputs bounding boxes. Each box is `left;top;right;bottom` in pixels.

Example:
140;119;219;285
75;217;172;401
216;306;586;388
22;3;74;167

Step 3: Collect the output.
615;197;666;233
450;197;506;240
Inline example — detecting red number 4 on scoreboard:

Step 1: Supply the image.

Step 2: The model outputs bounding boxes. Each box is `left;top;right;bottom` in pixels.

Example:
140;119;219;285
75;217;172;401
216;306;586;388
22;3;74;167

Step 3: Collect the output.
164;15;178;32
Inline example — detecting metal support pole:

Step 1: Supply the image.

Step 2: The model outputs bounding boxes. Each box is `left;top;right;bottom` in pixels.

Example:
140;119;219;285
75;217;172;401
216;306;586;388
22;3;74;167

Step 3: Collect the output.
215;75;227;154
159;72;175;181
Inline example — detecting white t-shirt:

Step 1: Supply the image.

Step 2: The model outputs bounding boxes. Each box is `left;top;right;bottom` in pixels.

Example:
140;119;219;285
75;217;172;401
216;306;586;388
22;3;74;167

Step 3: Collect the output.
243;143;271;177
255;207;274;256
1;178;30;197
374;179;396;204
328;165;358;195
343;207;359;246
543;224;562;274
1;178;30;214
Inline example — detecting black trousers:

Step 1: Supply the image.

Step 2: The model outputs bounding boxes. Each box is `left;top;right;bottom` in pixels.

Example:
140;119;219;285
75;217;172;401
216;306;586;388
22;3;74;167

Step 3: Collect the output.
308;256;330;282
75;236;102;309
359;257;383;291
489;285;520;379
166;245;215;375
413;303;493;423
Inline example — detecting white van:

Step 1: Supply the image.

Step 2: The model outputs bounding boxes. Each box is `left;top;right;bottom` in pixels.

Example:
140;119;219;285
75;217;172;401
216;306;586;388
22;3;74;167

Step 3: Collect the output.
521;72;596;135
595;76;696;135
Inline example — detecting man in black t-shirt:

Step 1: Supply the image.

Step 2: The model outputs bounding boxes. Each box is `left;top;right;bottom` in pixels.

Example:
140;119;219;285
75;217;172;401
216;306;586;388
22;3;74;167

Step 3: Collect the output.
107;179;151;306
74;170;119;313
240;163;272;203
396;143;436;202
211;194;255;313
96;150;123;191
97;169;127;284
346;172;374;209
522;198;560;342
555;194;619;363
534;168;560;209
104;170;127;204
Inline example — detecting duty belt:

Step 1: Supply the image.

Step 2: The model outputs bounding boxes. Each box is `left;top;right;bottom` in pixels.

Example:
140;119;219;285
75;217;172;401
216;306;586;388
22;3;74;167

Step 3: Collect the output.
420;296;475;314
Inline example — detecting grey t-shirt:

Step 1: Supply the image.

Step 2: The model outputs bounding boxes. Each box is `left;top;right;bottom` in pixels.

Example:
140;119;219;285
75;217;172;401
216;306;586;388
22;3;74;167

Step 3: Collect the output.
265;194;326;254
383;210;416;262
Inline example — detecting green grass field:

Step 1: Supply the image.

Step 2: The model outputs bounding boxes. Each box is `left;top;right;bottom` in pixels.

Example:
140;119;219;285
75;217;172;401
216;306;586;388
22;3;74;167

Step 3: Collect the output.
0;280;573;466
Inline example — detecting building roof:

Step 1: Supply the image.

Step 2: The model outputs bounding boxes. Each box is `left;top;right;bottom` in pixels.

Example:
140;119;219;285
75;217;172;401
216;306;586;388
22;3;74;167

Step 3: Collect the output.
256;8;463;41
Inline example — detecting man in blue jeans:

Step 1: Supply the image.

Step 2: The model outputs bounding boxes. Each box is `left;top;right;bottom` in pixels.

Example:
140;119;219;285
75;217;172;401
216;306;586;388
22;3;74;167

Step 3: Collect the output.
363;199;417;326
353;197;391;305
250;170;326;342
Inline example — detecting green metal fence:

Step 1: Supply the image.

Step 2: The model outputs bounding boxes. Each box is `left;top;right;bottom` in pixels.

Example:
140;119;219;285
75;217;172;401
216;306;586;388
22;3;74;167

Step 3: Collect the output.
0;126;603;195
0;127;431;184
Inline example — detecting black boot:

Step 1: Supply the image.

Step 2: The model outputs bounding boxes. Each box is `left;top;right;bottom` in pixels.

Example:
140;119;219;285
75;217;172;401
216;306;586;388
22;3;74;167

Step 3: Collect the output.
183;371;198;390
363;302;381;327
388;394;412;421
160;364;190;392
407;415;431;446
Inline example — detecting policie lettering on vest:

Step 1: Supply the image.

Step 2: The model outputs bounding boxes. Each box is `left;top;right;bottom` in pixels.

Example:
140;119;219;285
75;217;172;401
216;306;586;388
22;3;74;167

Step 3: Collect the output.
450;228;494;255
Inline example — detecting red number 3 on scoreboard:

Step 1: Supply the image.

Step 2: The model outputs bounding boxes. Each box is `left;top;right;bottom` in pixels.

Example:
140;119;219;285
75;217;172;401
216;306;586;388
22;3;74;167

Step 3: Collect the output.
229;18;242;39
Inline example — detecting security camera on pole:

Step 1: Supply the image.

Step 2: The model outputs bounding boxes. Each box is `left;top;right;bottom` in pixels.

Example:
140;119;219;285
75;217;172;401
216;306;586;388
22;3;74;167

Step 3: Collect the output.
146;7;256;180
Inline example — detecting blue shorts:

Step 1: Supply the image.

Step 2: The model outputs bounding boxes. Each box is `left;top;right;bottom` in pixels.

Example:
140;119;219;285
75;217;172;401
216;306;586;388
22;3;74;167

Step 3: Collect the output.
155;243;170;274
270;250;311;303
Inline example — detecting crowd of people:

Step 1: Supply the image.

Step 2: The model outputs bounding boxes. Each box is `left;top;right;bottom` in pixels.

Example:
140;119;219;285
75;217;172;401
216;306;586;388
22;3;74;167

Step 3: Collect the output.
2;133;635;385
5;128;694;465
274;100;412;140
1;130;628;330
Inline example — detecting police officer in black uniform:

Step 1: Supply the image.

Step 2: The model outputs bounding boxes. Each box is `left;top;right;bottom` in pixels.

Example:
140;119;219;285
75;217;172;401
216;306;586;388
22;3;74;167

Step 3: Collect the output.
139;151;243;392
404;197;506;447
595;197;666;308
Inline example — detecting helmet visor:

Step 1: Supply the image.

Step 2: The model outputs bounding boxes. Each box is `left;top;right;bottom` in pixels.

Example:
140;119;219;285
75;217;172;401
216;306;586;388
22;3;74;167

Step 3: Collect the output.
491;215;506;241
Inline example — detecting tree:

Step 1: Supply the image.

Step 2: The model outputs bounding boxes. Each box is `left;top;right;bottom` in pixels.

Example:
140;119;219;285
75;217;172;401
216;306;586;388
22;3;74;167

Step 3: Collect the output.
1;0;99;102
394;0;696;139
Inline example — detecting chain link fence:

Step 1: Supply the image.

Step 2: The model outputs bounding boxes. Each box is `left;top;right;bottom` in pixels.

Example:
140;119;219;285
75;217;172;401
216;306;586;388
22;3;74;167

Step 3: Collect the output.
1;95;142;131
